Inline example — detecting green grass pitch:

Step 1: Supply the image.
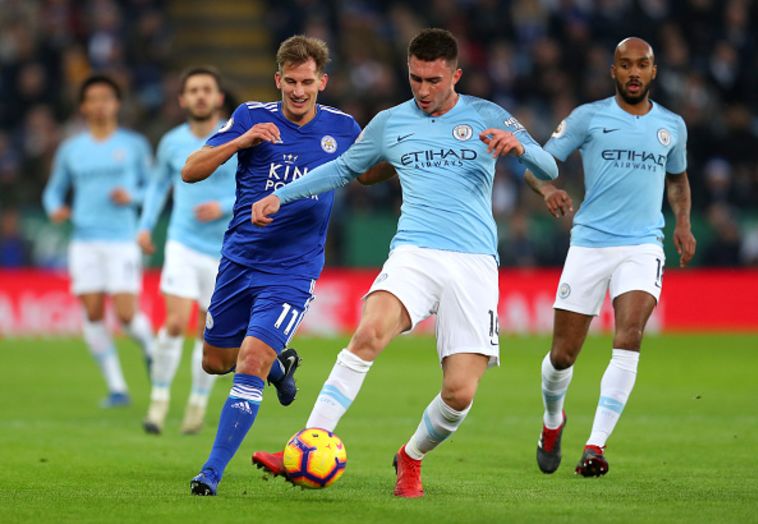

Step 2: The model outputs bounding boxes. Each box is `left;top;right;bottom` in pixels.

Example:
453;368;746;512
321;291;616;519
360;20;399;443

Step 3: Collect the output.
2;333;757;523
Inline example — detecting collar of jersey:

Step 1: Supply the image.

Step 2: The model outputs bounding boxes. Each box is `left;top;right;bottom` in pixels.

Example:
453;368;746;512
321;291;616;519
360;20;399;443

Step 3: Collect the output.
409;93;465;119
612;95;657;120
274;101;323;130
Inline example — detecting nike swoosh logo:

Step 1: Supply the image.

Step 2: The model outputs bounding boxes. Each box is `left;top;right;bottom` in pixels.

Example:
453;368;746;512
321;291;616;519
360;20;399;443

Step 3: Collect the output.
490;340;499;346
397;133;414;142
283;356;297;373
602;128;619;134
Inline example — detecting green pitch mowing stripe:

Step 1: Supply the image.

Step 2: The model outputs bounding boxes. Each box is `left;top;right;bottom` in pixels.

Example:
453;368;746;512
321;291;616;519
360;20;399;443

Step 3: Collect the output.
1;333;756;523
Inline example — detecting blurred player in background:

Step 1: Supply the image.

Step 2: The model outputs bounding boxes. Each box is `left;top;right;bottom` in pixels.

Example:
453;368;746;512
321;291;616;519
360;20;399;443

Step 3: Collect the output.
525;37;697;477
138;67;235;435
251;28;558;498
182;36;387;496
42;75;154;407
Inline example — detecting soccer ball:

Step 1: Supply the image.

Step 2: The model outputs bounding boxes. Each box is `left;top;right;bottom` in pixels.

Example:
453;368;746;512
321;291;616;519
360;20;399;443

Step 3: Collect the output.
282;428;347;488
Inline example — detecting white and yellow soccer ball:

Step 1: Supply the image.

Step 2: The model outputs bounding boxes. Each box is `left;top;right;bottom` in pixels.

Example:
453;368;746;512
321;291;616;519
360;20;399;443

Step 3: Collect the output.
282;428;347;488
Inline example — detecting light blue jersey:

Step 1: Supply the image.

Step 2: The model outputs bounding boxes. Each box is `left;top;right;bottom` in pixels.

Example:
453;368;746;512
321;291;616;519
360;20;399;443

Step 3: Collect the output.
545;96;687;247
274;95;557;260
43;129;152;242
139;122;236;257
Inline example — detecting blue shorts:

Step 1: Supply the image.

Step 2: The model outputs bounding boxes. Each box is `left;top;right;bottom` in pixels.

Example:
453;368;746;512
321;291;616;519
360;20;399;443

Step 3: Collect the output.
204;256;316;352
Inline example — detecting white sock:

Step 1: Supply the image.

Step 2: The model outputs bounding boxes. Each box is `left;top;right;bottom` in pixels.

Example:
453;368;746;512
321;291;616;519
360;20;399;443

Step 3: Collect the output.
188;339;216;408
587;348;640;447
82;319;127;393
149;328;183;402
124;311;154;359
541;352;573;429
405;394;471;460
306;349;373;431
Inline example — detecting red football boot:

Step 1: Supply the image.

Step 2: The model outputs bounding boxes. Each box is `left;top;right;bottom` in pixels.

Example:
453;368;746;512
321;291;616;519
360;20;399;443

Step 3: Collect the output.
252;450;286;477
392;445;424;498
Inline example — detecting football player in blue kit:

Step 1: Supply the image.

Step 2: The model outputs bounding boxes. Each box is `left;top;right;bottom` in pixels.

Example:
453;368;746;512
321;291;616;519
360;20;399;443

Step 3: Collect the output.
43;75;154;408
525;37;697;477
183;36;387;496
251;28;558;497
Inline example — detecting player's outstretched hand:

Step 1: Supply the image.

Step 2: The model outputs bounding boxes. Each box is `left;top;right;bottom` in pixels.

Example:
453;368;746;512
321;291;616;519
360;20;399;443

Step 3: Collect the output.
479;128;525;158
137;230;155;255
50;206;71;224
543;186;574;218
195;201;223;222
673;224;696;267
237;122;282;149
251;194;281;226
110;187;132;205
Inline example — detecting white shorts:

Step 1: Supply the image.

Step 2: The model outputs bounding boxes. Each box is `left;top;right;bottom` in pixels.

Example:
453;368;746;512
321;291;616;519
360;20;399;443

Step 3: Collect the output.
160;240;220;310
68;241;142;295
553;244;665;316
367;245;500;366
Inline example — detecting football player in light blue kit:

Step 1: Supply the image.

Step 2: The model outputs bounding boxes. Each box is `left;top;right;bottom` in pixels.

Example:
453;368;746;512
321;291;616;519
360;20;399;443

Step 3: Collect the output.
42;75;155;407
525;38;697;477
251;28;558;497
138;67;236;435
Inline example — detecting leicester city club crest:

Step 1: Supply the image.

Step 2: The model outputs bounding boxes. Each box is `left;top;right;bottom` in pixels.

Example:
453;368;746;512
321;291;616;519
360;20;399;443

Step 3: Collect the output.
321;135;337;153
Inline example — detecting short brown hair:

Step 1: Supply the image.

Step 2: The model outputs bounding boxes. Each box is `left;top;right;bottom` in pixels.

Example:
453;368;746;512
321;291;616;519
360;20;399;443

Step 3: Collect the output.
179;66;222;93
276;35;330;74
408;28;458;67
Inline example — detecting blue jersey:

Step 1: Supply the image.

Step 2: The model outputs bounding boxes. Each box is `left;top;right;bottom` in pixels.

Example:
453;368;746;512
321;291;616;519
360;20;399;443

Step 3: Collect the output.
206;101;361;279
42;129;152;242
275;95;557;260
139;122;236;257
545;96;687;247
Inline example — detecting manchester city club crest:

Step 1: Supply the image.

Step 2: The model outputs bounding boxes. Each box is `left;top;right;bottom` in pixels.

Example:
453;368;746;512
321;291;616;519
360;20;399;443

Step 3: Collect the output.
657;128;671;146
321;135;337;153
558;282;571;299
452;124;473;141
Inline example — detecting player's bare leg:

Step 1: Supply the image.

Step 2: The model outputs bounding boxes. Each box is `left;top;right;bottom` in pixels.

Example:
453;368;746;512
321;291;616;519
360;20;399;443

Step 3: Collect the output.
79;292;130;407
143;294;193;434
253;291;410;477
397;353;489;498
537;309;592;473
181;312;218;434
577;291;655;477
112;292;154;368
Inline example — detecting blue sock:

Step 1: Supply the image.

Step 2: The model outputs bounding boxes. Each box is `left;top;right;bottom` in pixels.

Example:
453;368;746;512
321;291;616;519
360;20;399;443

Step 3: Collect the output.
201;373;264;480
267;358;285;383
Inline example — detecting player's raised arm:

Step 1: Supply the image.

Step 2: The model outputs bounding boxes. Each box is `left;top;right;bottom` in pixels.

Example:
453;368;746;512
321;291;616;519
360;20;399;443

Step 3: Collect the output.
182;104;281;183
666;171;696;267
479;109;558;181
252;110;390;226
523;170;573;218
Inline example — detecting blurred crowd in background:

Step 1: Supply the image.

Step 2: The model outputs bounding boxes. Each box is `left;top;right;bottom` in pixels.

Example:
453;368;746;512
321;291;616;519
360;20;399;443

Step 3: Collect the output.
0;0;756;269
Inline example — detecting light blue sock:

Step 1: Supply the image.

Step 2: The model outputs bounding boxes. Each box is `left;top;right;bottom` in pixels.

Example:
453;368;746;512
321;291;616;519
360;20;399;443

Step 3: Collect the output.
201;373;264;480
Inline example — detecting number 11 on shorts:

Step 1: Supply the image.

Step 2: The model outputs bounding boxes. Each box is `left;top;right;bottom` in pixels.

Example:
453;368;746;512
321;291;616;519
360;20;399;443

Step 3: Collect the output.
274;303;300;335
